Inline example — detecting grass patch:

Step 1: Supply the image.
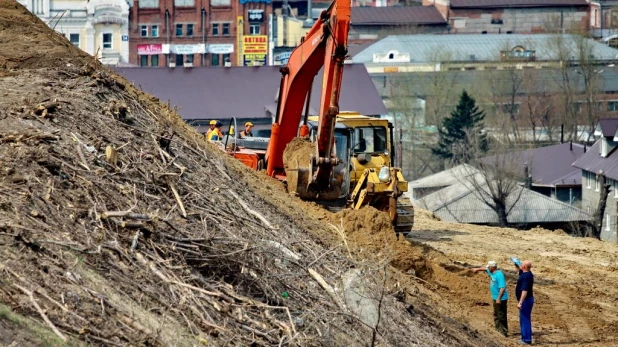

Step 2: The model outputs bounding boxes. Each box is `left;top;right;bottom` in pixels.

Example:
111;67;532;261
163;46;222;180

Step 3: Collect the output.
0;302;83;347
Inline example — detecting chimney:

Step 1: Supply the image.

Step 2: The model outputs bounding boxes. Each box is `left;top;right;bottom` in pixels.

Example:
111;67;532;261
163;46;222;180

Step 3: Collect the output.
570;140;572;151
560;124;564;144
584;143;587;152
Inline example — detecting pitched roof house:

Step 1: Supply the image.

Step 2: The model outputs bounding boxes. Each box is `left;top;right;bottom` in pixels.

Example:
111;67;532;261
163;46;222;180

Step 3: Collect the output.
409;164;590;229
572;118;618;242
481;142;586;204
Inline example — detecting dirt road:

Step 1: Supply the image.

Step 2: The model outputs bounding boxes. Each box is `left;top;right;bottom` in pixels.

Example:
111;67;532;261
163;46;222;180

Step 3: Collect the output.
409;211;618;346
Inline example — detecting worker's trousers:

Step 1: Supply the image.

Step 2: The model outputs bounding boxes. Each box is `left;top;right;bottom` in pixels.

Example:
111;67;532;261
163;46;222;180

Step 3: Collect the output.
519;297;534;344
492;300;508;337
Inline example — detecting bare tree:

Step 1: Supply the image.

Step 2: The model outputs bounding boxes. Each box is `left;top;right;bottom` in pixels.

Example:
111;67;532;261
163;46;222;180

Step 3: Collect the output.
592;171;611;239
457;134;528;227
547;29;604;142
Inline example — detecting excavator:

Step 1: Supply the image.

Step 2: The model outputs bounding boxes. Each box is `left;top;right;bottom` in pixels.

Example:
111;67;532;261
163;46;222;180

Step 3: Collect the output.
220;0;414;234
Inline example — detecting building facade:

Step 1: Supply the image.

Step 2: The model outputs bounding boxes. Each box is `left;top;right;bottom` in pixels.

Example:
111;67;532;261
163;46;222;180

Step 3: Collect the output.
129;0;272;67
422;0;591;34
19;0;130;65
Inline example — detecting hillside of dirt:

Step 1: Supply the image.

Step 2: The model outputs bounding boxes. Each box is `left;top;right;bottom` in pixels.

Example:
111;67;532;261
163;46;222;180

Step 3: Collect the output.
0;1;490;346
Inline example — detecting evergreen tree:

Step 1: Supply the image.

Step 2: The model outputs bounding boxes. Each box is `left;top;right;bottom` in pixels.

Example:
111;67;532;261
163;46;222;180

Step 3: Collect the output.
432;90;488;164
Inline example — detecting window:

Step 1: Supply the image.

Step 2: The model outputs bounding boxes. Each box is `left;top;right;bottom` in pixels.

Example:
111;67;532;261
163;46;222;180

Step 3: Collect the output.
187;24;194;37
141;25;148;37
615;179;618;197
151;25;159;37
570;102;582;114
608;101;618;111
69;33;79;46
102;33;112;49
211;53;220;66
586;171;591;189
222;23;230;36
186;54;194;63
151;55;159;67
481;31;487;34
176;54;184;66
501;103;520;114
212;23;219;36
138;0;159;8
353;127;387;154
249;24;260;35
174;0;194;5
606;214;610;231
176;24;183;37
223;53;230;65
211;0;230;6
140;55;148;67
596;174;600;191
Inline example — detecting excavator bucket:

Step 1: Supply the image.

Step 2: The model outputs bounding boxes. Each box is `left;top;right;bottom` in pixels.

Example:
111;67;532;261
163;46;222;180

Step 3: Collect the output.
283;138;343;201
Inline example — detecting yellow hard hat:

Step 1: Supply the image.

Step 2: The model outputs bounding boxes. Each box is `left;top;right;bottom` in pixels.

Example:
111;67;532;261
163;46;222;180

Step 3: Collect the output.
245;122;254;127
230;125;235;134
210;120;217;125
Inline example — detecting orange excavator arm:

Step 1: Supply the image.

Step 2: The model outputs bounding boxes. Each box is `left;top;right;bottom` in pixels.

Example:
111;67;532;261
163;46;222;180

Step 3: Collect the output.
265;0;350;194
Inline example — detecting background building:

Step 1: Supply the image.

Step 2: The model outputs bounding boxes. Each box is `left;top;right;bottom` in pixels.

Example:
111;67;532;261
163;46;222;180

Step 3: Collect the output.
129;0;272;67
422;0;592;34
18;0;130;65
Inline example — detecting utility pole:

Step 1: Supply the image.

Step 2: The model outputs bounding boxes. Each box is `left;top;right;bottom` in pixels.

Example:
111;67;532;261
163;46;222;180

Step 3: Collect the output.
283;0;288;47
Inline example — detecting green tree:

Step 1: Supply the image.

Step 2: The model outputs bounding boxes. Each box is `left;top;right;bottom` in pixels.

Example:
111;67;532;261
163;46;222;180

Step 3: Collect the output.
432;90;488;164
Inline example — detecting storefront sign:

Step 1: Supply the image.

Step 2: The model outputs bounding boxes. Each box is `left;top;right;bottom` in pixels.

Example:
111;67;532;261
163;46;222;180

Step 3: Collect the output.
240;0;270;4
243;54;268;66
242;35;267;54
137;44;162;55
275;51;292;64
384;66;399;73
242;35;267;66
248;9;264;22
169;44;206;54
207;43;234;54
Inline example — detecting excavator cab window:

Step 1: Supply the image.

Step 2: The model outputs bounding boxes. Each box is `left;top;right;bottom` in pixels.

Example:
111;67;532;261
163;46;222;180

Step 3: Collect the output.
353;127;387;154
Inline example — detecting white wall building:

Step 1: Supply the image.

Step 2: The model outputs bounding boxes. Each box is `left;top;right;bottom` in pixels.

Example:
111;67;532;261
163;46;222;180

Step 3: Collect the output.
18;0;130;65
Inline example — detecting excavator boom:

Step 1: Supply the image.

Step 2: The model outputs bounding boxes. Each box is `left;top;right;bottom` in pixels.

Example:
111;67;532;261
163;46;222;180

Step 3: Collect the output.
265;0;350;199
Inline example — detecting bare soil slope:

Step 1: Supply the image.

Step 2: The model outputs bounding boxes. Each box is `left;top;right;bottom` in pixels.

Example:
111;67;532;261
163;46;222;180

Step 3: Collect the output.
409;215;618;346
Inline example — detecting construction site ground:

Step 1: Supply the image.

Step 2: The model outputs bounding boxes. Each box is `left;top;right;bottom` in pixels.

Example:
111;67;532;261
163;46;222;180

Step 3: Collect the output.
1;1;618;346
409;212;618;346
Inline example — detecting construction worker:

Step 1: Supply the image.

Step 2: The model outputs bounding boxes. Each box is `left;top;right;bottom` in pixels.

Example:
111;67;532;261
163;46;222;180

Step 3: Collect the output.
240;122;254;139
207;121;224;141
205;120;217;139
472;260;509;337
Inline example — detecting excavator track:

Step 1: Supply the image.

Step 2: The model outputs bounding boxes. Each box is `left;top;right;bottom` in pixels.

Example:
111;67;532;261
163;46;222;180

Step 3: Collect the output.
395;197;414;236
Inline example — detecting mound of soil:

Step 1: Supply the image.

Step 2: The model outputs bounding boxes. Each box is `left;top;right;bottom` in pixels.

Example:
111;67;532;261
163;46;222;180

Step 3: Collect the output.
0;1;89;70
332;207;431;277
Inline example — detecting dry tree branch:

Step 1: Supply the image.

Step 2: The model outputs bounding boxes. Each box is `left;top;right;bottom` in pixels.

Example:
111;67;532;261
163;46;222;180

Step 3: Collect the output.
12;284;67;342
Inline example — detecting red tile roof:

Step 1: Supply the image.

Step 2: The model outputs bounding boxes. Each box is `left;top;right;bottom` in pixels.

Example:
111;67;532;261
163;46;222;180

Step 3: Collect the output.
450;0;588;9
351;6;446;26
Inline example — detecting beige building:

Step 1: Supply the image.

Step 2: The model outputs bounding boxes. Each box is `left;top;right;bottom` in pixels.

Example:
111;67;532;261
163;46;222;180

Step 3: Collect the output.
19;0;130;65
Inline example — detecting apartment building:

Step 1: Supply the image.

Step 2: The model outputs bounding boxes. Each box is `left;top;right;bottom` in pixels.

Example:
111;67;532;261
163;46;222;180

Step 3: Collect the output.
129;0;272;67
18;0;130;65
